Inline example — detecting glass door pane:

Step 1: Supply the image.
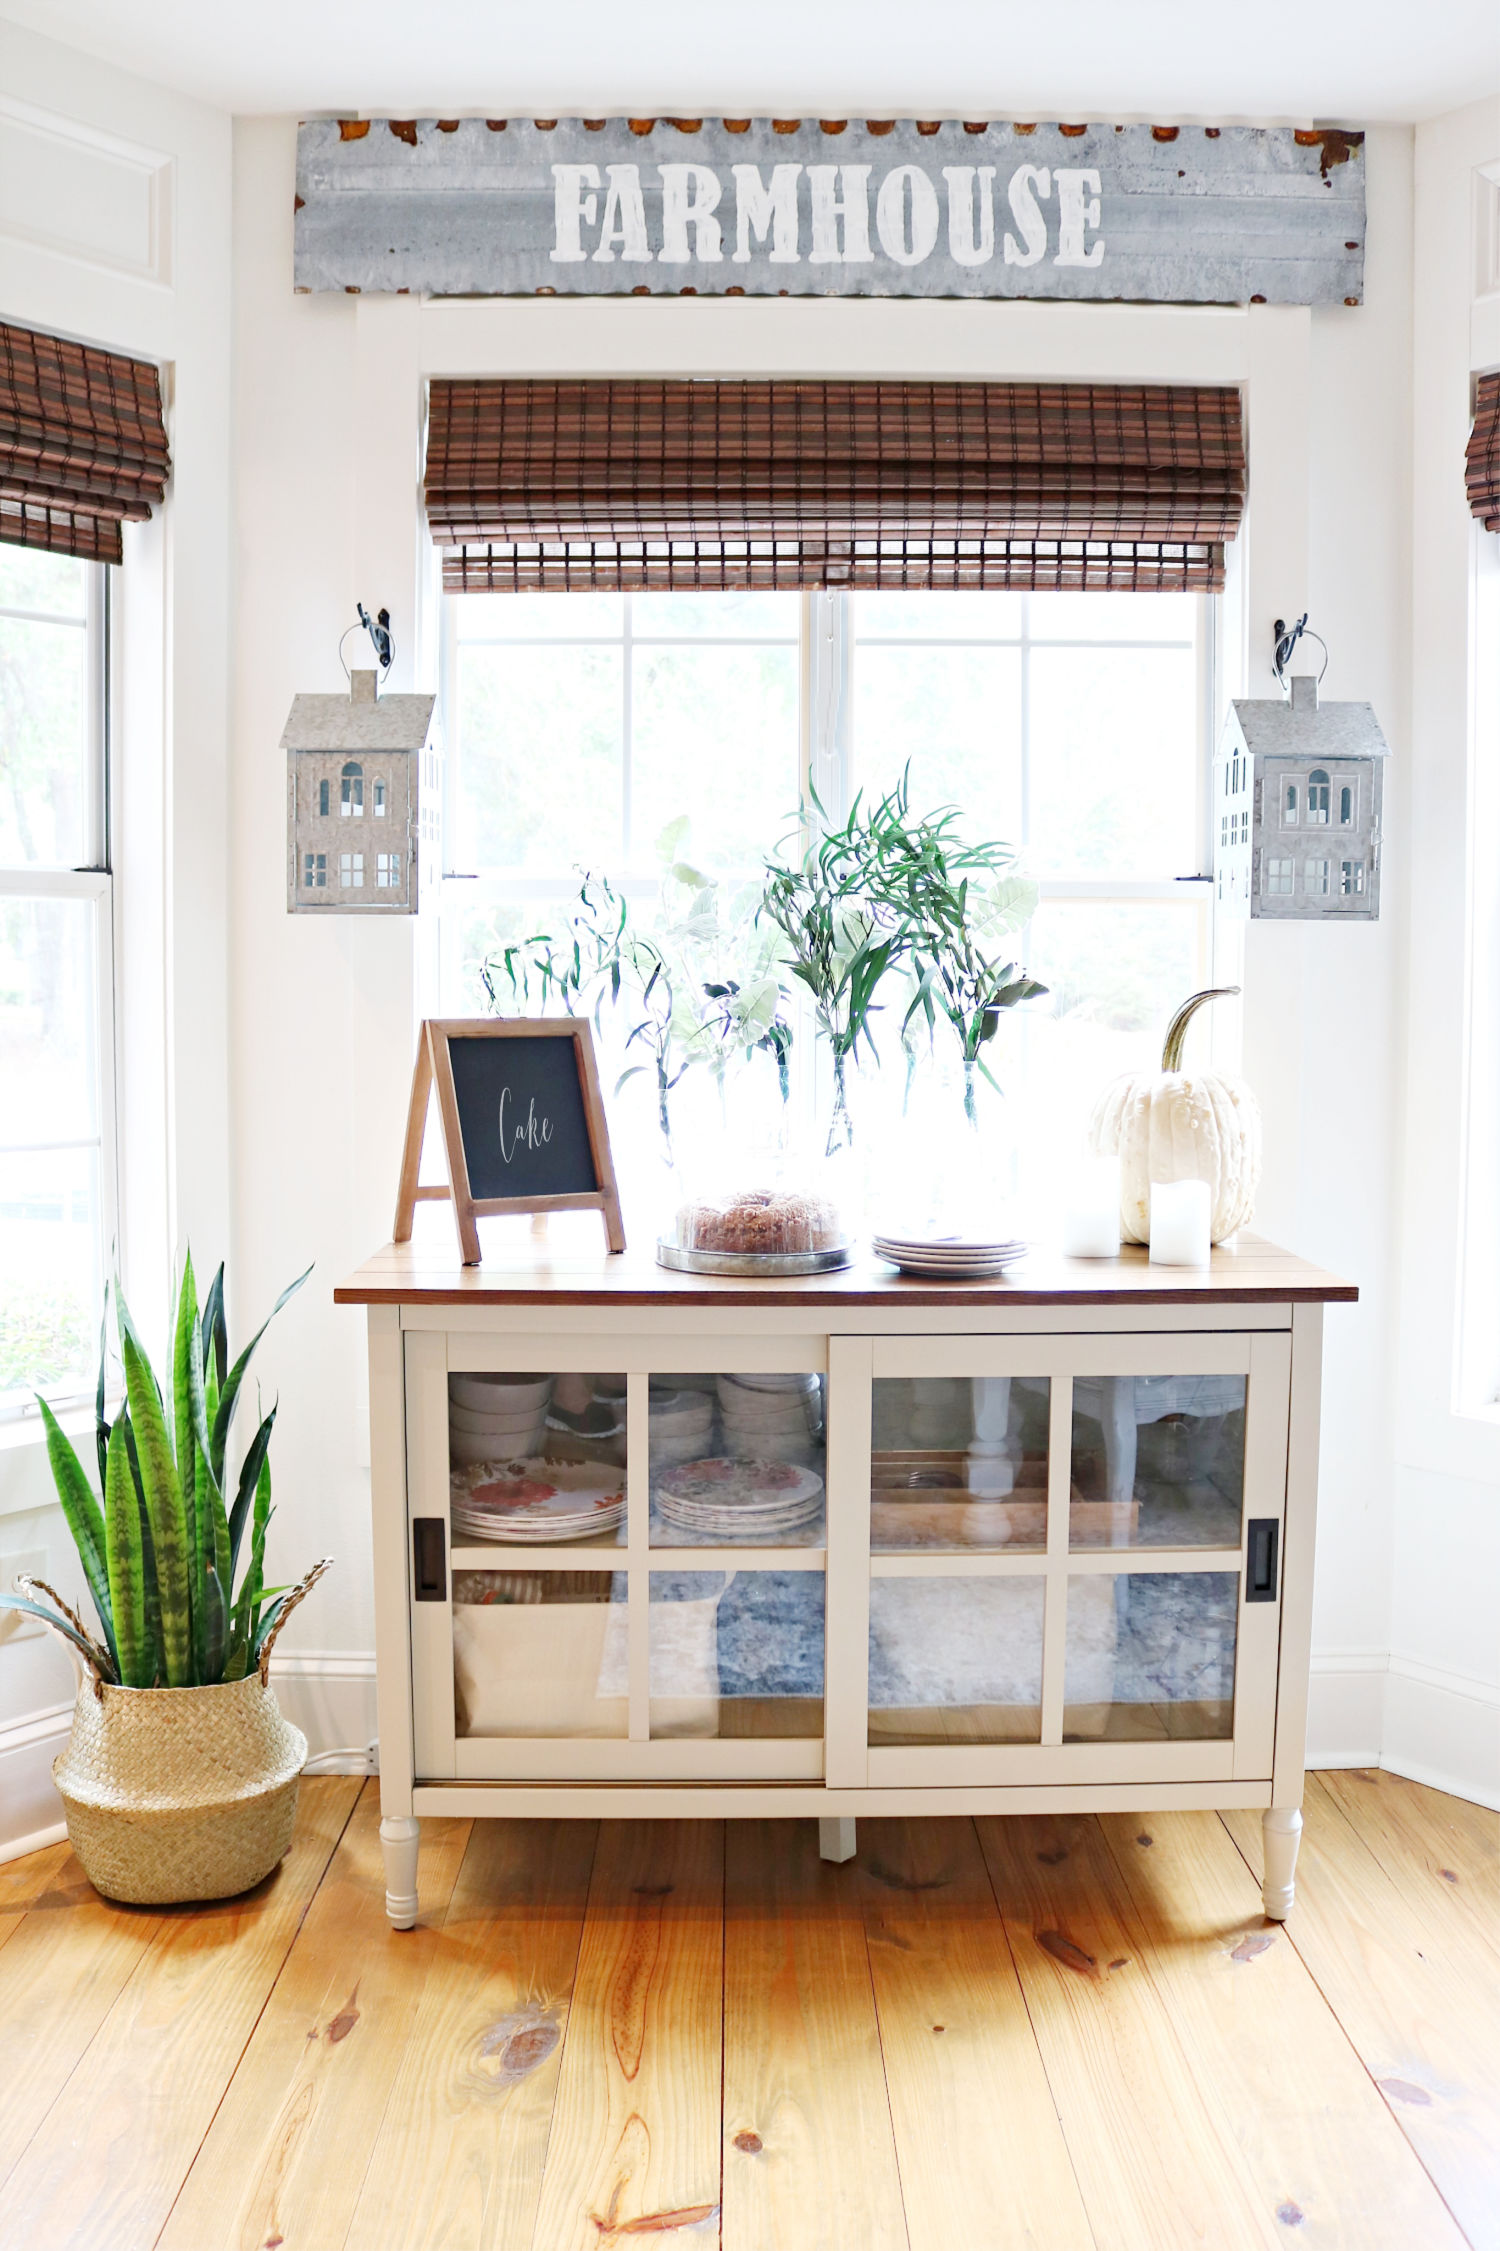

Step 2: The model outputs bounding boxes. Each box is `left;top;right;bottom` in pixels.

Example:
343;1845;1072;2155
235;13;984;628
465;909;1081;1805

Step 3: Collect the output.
648;1366;826;1751
452;1568;627;1737
868;1576;1046;1745
871;1375;1050;1551
650;1569;824;1738
448;1368;626;1550
1063;1571;1239;1741
1068;1374;1245;1549
649;1373;825;1548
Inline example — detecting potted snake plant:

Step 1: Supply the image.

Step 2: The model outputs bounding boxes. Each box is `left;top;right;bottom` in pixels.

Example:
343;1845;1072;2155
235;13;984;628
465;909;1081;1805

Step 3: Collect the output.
0;1253;330;1905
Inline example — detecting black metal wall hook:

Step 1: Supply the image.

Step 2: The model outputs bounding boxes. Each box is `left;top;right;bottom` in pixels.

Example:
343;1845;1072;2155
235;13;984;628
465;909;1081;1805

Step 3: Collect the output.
1272;613;1329;694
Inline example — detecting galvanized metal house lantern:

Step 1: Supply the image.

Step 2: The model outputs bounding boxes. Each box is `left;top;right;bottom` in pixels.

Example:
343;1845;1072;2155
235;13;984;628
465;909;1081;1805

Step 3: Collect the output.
1214;674;1389;922
283;669;438;915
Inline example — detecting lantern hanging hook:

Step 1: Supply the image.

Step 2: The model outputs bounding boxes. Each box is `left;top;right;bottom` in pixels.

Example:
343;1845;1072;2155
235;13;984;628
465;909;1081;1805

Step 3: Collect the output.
338;603;396;691
1272;613;1328;696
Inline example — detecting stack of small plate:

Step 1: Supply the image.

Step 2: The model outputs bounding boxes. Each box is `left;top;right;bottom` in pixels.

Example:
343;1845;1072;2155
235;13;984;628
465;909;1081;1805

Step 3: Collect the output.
448;1374;554;1466
655;1457;825;1541
649;1388;718;1467
717;1373;824;1466
450;1459;624;1544
871;1230;1028;1279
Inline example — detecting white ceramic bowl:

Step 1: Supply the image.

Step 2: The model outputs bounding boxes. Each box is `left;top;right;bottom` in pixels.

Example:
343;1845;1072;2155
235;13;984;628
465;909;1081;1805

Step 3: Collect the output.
449;1423;548;1467
448;1400;555;1437
449;1374;554;1414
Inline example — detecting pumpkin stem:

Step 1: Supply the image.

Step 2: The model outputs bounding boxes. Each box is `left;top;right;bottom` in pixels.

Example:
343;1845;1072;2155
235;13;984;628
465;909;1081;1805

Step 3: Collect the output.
1161;987;1240;1073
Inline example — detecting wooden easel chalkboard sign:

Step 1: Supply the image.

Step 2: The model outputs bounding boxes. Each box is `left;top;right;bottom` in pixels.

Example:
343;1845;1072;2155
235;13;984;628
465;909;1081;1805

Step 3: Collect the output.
394;1019;625;1263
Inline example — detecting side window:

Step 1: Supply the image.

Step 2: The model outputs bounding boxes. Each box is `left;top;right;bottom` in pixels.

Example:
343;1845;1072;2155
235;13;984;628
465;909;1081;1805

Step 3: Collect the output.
1306;768;1330;823
374;778;387;816
1339;784;1353;824
340;759;364;815
0;549;115;1416
318;779;330;816
1283;782;1298;825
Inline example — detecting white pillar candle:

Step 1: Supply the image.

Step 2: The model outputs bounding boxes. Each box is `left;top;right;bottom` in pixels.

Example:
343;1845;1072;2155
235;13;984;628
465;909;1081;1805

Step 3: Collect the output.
1149;1177;1212;1267
1063;1155;1121;1258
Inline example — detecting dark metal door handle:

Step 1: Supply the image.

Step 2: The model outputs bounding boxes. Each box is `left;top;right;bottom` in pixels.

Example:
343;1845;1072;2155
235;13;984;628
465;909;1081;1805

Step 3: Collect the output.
1246;1517;1279;1603
413;1516;447;1601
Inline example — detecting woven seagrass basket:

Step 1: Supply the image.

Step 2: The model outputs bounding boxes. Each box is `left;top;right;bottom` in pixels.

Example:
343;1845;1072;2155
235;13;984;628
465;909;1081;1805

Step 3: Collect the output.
53;1672;308;1905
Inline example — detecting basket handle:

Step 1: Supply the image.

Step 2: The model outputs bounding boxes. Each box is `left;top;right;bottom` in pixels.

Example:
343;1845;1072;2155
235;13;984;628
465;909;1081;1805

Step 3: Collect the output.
258;1557;333;1687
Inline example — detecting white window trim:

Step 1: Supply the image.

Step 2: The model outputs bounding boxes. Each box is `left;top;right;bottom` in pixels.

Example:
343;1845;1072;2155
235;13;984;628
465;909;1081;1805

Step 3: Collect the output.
1457;515;1500;1417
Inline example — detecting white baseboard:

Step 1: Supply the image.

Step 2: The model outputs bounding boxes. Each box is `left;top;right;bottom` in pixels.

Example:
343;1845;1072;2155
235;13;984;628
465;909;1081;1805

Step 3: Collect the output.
0;1701;70;1862
1306;1649;1386;1769
1381;1656;1500;1811
267;1650;379;1768
0;1819;67;1865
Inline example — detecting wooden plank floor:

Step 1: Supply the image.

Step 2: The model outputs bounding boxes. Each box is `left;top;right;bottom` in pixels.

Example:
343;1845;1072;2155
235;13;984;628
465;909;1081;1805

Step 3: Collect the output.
0;1770;1493;2251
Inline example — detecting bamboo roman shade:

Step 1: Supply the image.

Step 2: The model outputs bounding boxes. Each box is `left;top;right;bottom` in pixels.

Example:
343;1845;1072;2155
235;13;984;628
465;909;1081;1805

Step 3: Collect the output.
1466;370;1500;533
0;321;171;565
425;379;1245;595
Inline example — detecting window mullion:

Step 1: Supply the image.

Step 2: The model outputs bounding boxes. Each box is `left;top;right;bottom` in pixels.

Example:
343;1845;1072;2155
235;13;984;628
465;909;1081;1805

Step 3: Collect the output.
1020;590;1032;852
804;589;851;832
622;592;634;865
88;562;110;871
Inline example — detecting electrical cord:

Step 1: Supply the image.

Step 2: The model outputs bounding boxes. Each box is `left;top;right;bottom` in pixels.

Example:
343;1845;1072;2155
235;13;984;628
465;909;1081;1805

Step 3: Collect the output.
302;1743;380;1775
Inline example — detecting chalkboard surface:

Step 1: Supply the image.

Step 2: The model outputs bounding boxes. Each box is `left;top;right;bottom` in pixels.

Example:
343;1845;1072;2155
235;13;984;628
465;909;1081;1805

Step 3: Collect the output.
446;1033;600;1203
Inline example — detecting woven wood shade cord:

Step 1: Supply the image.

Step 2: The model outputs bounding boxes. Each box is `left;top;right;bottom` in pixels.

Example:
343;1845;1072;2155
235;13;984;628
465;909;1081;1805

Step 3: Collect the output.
427;378;1244;595
1466;370;1500;533
0;320;171;566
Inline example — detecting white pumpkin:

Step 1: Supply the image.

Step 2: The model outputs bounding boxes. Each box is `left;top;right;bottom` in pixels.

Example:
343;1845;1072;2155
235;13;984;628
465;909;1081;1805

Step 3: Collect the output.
1088;988;1262;1246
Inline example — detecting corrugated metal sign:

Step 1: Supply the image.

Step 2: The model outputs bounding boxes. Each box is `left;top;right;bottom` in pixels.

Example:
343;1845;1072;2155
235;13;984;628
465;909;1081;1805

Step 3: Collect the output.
293;118;1365;306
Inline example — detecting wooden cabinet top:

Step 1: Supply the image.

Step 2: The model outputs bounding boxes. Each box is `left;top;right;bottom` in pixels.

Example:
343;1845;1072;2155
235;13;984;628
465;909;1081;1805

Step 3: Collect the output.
335;1228;1356;1311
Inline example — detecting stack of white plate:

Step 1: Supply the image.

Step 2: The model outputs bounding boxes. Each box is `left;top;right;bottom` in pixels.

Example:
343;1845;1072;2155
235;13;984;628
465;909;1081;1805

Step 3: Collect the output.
654;1457;824;1540
448;1374;554;1465
871;1230;1028;1279
450;1458;624;1544
649;1389;718;1467
717;1373;824;1465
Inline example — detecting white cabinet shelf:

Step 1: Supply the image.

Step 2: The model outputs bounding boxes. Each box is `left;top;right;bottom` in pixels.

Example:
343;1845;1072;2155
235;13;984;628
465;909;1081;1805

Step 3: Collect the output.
339;1231;1353;1926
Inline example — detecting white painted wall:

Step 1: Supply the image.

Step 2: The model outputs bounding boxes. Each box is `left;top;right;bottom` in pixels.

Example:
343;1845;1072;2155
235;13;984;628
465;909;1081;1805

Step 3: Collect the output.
1252;123;1412;1765
4;37;1494;1845
1389;93;1500;1808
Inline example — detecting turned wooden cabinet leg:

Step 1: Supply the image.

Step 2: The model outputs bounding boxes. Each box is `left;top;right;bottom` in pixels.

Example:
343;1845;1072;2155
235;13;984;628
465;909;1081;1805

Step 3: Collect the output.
1262;1803;1303;1920
381;1815;421;1928
819;1816;856;1864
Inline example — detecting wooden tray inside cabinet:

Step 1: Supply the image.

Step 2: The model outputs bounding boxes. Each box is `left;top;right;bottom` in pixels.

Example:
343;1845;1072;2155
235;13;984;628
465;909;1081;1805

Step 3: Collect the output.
870;1452;1139;1551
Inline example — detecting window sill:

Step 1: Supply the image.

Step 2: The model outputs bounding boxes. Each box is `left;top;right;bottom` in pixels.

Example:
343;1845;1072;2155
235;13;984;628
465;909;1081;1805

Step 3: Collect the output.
0;1400;104;1521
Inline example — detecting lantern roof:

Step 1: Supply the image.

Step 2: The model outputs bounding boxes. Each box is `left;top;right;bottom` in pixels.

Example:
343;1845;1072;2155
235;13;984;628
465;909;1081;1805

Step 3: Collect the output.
1224;673;1389;762
281;669;436;754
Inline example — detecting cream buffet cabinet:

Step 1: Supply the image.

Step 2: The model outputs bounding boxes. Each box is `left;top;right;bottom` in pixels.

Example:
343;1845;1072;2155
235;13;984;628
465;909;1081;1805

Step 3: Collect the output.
336;1235;1354;1928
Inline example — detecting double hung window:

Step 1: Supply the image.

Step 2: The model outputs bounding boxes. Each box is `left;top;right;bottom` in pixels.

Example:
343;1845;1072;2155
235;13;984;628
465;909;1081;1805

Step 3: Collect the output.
440;585;1210;1201
0;547;114;1418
